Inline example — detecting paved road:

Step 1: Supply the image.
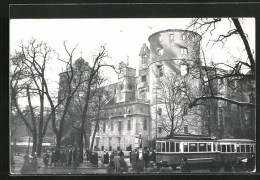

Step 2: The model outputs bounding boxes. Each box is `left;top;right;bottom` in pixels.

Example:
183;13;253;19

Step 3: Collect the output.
11;154;212;175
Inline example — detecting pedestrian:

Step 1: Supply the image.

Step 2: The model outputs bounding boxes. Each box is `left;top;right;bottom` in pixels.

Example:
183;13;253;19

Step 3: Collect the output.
118;149;124;158
20;153;31;174
59;150;66;167
181;158;191;172
93;152;99;167
43;151;50;167
136;158;145;173
159;161;173;173
143;147;149;168
104;151;109;164
50;150;56;167
65;149;70;166
101;150;106;164
109;150;115;170
68;149;72;166
84;148;90;162
150;149;156;163
119;156;128;172
114;152;120;172
131;149;137;171
30;152;38;173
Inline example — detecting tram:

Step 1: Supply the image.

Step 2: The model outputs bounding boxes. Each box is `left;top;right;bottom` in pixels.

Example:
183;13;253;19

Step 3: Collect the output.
155;134;255;170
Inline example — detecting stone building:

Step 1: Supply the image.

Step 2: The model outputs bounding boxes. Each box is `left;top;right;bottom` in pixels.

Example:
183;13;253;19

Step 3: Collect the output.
59;29;255;151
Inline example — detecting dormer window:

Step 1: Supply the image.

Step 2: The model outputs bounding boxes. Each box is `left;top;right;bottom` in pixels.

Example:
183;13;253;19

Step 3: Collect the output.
158;49;164;56
182;34;187;40
180;48;188;55
170;34;174;40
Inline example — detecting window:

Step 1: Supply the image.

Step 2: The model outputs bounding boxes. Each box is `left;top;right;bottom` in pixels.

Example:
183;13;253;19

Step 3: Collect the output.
184;126;188;134
182;34;186;40
246;145;250;152
176;143;180;152
227;145;231;152
127;120;131;130
170;34;174;40
170;142;175;152
237;144;240;152
231;144;235;152
158;49;164;56
156;142;162;152
158;127;162;134
111;121;114;131
180;48;188;55
118;121;121;132
143;119;147;130
183;142;188;152
199;143;206;152
141;75;146;82
162;142;166;152
158;108;162;116
207;143;212;152
103;122;106;132
142;55;147;64
250;145;254;152
189;143;198;152
157;65;164;77
241;145;245;152
213;144;216;151
222;145;226;152
181;64;188;76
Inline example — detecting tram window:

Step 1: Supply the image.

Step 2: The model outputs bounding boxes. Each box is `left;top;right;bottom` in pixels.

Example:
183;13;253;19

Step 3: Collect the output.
246;145;250;152
250;145;253;152
183;143;188;152
222;145;226;152
227;145;231;152
166;142;170;152
231;144;235;152
218;144;221;152
241;145;245;152
170;142;175;152
207;143;212;152
213;144;216;151
156;142;161;152
176;143;180;152
237;145;240;153
189;143;198;152
199;143;206;152
162;142;166;152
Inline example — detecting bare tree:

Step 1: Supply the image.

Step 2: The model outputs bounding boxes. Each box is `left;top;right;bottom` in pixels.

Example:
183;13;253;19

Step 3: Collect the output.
10;40;56;156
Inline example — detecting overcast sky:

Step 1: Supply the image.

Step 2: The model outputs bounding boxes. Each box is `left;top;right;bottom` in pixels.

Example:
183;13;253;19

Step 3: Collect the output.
10;18;255;88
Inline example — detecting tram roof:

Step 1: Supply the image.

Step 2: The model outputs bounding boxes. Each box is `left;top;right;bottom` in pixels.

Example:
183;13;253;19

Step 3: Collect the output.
157;134;216;141
217;139;255;143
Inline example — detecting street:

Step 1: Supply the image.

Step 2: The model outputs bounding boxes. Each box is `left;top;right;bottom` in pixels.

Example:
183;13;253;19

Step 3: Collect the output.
11;154;212;175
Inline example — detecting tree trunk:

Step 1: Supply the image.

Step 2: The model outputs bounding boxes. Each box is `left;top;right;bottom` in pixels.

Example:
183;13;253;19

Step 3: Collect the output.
55;134;61;159
90;120;99;150
78;129;84;163
32;132;37;154
37;136;43;157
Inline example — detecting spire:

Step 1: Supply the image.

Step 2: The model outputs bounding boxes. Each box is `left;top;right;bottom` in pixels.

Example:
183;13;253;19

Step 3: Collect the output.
126;56;129;66
80;51;82;58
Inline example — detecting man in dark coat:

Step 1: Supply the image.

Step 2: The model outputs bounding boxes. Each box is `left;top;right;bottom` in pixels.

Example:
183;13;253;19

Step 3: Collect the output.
104;152;109;164
143;148;150;168
118;150;124;158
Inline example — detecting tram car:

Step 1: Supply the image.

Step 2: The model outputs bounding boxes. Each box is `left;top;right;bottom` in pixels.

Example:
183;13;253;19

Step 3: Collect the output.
155;134;255;170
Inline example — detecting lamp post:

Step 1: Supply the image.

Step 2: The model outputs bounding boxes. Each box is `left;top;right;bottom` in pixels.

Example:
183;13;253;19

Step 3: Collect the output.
139;133;142;159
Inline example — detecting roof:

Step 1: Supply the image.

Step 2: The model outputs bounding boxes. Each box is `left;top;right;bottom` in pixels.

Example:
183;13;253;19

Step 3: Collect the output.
148;29;202;42
157;134;216;141
217;139;255;143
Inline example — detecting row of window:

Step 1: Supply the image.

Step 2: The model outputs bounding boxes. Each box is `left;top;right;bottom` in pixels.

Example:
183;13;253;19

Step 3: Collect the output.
97;119;148;133
158;34;196;42
156;141;255;153
156;47;188;56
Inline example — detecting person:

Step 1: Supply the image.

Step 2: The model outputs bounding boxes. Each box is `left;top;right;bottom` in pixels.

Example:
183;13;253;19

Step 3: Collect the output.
143;147;150;168
181;158;191;172
101;150;106;163
114;152;120;172
20;153;31;174
109;150;115;170
43;151;50;167
59;150;66;167
65;149;70;166
136;158;145;173
50;150;56;167
150;150;156;163
246;155;255;172
129;150;132;164
68;149;72;166
131;149;137;171
84;148;90;161
119;156;128;172
118;149;124;158
159;161;173;173
30;152;38;173
104;151;109;164
93;151;99;167
223;159;232;172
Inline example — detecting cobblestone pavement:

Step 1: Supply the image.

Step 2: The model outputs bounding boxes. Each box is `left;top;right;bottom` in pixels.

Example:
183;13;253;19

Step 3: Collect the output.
11;154;211;175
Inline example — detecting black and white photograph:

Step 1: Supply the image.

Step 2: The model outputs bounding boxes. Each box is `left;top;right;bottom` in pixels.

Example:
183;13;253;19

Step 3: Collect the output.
9;17;256;175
